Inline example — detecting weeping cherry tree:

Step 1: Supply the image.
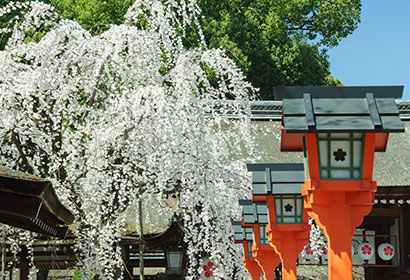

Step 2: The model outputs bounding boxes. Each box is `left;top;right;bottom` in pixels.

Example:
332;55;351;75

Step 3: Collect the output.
0;0;260;278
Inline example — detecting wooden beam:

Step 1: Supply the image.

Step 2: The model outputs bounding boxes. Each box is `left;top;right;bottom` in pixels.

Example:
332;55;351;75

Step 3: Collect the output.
367;207;400;217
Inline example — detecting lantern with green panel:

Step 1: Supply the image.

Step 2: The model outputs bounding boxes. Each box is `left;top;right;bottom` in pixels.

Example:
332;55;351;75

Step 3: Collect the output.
278;86;405;181
239;200;269;245
246;163;310;280
237;200;281;279
247;163;307;226
232;221;254;257
232;221;265;280
276;86;406;280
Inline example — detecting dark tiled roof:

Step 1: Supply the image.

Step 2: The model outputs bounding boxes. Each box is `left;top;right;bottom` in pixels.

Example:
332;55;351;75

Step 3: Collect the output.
231;221;253;242
239;200;269;224
282;96;403;133
274;86;404;99
220;100;410;121
0;166;74;237
271;87;406;132
247;163;304;195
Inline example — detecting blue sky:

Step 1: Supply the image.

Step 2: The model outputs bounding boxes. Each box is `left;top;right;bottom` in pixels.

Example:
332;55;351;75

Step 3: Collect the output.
328;0;410;100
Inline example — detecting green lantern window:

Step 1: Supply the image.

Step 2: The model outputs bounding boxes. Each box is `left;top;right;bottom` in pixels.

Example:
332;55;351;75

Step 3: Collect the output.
244;228;253;242
303;135;309;181
258;224;269;245
274;194;303;224
317;133;364;180
246;241;253;257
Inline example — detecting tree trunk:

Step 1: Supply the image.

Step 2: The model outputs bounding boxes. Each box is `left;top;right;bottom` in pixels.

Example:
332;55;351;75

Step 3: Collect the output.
139;198;144;280
1;234;5;280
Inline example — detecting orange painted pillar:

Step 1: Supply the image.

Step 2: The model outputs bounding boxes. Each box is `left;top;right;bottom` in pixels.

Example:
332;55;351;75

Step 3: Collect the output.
252;245;280;280
243;257;263;280
267;228;309;280
303;189;374;280
302;133;377;280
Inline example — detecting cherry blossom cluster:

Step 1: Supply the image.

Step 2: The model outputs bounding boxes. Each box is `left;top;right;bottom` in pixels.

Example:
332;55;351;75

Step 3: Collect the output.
302;218;327;261
0;0;257;279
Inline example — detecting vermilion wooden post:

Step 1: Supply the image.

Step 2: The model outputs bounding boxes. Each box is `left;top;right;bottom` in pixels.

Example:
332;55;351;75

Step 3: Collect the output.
240;239;264;280
267;228;309;280
232;216;279;280
243;256;263;280
252;245;280;280
252;224;280;280
302;133;376;280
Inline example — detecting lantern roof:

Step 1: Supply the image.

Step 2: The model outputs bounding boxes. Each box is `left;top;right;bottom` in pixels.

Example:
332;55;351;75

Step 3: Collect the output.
247;163;304;195
231;221;253;242
276;86;404;133
274;86;404;99
239;200;269;224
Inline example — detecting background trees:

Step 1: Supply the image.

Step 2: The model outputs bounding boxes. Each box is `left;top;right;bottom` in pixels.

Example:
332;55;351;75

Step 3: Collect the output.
0;0;133;49
47;0;134;35
1;0;360;98
195;0;360;98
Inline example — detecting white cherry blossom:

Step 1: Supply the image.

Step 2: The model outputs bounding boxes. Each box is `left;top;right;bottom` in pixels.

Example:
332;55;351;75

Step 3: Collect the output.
0;1;258;279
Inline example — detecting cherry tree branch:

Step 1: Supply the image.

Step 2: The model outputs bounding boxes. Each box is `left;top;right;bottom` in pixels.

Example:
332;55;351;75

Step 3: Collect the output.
10;129;34;174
